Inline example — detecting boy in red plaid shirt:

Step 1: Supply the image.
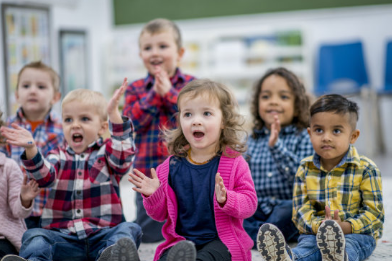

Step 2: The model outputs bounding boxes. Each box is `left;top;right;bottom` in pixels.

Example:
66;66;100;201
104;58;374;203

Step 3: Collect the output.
123;18;195;242
0;79;141;261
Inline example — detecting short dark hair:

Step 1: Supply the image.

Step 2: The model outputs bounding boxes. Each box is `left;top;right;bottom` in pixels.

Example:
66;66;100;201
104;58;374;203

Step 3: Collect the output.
310;94;359;128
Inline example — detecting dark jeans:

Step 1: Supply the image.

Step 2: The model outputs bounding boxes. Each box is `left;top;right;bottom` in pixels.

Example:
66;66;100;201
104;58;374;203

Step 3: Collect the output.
243;199;299;248
135;192;164;243
0;239;18;258
19;222;142;261
25;216;41;229
158;239;231;261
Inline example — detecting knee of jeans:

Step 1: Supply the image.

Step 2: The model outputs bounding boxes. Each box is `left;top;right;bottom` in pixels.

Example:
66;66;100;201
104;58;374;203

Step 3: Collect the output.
22;228;50;242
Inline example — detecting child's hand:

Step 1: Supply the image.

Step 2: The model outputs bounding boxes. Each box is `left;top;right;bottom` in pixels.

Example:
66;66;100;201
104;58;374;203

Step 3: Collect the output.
215;172;227;206
20;173;40;208
323;205;352;234
108;77;127;124
128;168;160;196
0;123;38;159
153;66;171;96
268;115;281;147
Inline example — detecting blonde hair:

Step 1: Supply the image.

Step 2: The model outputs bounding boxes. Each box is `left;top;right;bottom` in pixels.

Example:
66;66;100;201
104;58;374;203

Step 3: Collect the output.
164;79;247;158
17;61;60;93
62;89;108;121
139;18;182;50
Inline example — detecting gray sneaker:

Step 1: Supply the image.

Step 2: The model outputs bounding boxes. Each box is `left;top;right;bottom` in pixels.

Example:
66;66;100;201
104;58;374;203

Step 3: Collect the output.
257;223;293;261
316;220;348;261
167;240;196;261
97;244;115;261
1;255;28;261
111;238;140;261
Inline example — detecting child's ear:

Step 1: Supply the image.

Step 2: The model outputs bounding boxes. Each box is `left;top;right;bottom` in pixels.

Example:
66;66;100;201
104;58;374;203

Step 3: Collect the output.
177;47;185;61
51;92;61;105
98;121;109;137
307;127;311;137
350;129;360;144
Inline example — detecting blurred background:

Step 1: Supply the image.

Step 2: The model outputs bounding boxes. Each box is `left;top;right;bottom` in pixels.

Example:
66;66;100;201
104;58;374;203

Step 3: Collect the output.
1;2;391;153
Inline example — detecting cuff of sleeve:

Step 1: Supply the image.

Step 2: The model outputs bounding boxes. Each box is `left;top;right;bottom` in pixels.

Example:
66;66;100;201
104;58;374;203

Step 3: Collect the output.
163;88;178;105
218;190;235;212
109;116;134;140
346;218;359;234
311;220;322;234
144;88;163;106
269;139;284;153
143;185;165;207
21;151;45;180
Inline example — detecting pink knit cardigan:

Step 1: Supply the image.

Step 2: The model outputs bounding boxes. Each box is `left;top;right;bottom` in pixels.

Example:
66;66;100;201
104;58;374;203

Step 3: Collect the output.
143;153;257;261
0;153;33;251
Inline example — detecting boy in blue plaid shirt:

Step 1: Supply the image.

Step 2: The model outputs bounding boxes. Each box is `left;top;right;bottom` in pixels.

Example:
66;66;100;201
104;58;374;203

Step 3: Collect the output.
0;61;64;229
243;68;314;247
257;94;384;261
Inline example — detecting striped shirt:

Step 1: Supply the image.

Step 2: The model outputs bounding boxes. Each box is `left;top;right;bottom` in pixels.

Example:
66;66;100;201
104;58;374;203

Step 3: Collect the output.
21;118;135;239
0;108;64;216
292;145;384;240
244;125;314;214
122;68;195;177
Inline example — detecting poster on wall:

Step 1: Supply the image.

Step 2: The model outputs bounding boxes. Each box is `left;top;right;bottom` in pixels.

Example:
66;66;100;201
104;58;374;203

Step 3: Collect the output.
1;4;51;116
59;30;88;94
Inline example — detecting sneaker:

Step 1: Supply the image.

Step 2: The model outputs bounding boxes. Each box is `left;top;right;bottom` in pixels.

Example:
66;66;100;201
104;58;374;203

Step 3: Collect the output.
97;244;115;261
316;220;348;261
111;237;140;261
167;240;196;261
1;255;28;261
257;223;293;261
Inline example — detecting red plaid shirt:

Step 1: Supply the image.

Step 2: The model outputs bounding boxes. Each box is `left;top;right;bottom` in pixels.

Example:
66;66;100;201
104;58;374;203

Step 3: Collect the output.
122;68;195;177
0;108;64;217
21;118;135;239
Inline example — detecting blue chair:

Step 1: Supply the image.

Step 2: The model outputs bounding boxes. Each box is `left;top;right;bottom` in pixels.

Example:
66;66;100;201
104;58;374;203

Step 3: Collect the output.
314;41;369;96
381;41;392;94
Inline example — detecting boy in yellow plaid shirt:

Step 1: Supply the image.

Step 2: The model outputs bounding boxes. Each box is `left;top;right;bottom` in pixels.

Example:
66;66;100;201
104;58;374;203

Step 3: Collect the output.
257;94;384;261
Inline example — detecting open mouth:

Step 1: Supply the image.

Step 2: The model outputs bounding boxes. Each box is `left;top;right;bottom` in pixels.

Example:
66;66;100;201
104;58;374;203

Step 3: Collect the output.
193;131;205;138
150;60;163;66
72;133;83;143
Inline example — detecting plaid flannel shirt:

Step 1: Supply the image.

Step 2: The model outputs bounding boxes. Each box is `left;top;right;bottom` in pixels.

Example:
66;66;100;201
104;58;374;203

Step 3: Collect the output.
244;125;314;215
292;145;384;240
122;68;195;177
0;108;64;216
21;117;135;239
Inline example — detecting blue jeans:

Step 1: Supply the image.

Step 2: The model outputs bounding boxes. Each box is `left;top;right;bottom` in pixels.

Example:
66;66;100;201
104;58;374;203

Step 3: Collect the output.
19;222;142;261
244;199;299;248
292;233;376;261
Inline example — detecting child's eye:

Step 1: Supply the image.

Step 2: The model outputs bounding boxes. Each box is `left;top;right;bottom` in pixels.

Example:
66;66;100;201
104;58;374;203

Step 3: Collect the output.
38;85;46;89
184;112;191;117
315;128;323;133
81;117;90;122
22;84;30;89
281;95;290;100
160;44;168;49
333;129;342;134
143;46;151;51
203;111;212;116
64;118;72;123
260;95;269;100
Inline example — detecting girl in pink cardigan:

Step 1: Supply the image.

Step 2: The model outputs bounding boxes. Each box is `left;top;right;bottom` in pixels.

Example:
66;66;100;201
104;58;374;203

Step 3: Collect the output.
0;111;40;258
129;79;257;261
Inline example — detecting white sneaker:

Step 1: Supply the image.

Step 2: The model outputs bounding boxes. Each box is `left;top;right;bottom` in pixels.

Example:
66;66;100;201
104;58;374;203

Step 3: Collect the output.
316;220;348;261
257;223;293;261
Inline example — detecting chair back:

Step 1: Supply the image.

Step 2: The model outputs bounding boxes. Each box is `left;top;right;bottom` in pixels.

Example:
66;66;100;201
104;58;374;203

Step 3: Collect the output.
315;41;369;95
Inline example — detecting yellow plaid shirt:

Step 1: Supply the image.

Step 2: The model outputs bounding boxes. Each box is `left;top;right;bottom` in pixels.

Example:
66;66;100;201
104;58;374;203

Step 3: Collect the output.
292;145;384;240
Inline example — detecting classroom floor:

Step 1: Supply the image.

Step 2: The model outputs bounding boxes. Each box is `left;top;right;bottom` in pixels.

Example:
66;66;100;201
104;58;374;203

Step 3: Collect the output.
120;152;392;260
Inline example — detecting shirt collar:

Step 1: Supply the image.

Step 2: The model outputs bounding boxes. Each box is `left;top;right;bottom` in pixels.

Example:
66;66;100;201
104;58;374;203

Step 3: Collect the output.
311;145;361;169
66;137;104;155
144;68;185;89
254;125;298;137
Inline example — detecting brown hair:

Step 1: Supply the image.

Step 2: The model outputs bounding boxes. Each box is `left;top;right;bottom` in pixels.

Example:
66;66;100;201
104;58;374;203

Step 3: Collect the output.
17;61;60;93
139;18;182;50
250;67;310;138
164;79;247;158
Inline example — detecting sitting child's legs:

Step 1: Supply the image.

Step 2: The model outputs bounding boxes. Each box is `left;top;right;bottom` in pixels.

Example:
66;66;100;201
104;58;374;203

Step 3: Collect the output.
344;234;375;261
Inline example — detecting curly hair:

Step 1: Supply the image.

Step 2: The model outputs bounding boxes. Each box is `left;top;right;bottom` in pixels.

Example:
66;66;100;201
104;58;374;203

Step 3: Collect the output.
164;79;247;158
250;67;310;138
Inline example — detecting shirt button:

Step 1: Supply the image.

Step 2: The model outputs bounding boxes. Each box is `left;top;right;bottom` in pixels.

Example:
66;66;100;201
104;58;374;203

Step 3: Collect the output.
98;159;102;163
328;176;331;180
285;167;289;172
77;190;81;195
328;201;331;205
78;172;82;176
77;209;81;214
267;172;273;177
81;154;84;158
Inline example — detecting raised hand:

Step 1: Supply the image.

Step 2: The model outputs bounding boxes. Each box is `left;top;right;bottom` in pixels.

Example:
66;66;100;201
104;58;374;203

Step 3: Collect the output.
0;123;38;159
108;77;128;124
268;115;281;147
153;66;171;96
20;173;40;208
128;168;160;196
215;172;227;206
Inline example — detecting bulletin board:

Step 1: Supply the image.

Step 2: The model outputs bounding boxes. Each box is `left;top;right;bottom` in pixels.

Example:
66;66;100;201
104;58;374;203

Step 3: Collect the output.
1;3;51;116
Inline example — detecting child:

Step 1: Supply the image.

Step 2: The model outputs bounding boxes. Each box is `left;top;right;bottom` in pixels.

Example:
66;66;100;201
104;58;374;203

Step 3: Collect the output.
0;79;142;261
129;79;257;261
243;67;314;246
0;111;40;258
257;94;384;261
122;18;195;242
0;61;64;229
